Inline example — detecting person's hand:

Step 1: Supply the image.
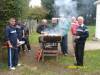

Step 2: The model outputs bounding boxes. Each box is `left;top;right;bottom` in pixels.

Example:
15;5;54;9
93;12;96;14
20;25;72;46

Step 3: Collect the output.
75;36;80;39
9;44;13;48
22;35;25;38
17;39;19;43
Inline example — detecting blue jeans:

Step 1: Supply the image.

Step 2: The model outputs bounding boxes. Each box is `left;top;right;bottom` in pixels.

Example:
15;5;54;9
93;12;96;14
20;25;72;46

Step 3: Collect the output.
60;35;68;54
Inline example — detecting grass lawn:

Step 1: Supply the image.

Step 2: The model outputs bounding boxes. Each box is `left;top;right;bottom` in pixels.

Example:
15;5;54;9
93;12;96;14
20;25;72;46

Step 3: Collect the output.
87;25;96;41
29;32;39;45
0;50;100;75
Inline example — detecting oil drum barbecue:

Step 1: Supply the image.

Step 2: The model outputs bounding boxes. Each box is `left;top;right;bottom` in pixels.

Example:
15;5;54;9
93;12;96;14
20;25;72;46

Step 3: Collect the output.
39;33;62;61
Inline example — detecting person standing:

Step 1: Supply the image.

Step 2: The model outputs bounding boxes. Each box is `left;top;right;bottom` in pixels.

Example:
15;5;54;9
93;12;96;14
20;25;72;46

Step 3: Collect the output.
71;16;79;36
36;19;48;34
5;18;19;70
22;23;31;52
71;17;79;48
58;18;69;56
74;16;89;66
16;21;24;41
16;21;24;53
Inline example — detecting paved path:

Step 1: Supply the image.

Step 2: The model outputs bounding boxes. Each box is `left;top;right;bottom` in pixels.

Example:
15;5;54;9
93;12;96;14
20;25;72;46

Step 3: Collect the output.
85;41;100;50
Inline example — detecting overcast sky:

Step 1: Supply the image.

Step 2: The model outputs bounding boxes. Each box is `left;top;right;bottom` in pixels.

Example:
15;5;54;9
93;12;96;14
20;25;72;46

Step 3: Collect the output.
29;0;41;7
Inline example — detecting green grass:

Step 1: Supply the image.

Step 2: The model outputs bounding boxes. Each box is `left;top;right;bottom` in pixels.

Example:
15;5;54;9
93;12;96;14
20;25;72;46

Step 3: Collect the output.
58;50;100;73
29;32;39;45
84;50;100;72
0;50;100;75
87;25;96;41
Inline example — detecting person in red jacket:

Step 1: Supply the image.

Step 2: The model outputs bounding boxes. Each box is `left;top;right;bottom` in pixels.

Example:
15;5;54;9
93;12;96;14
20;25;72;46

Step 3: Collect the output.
71;17;79;35
71;17;79;48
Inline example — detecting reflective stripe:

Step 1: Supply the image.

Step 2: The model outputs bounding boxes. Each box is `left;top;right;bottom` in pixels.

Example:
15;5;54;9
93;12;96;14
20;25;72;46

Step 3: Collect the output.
77;29;83;32
9;48;12;67
85;29;88;31
77;29;88;32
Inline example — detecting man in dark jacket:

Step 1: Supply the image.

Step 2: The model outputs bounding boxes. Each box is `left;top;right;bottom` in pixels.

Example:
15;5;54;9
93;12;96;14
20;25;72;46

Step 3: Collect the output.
5;18;19;70
36;19;48;34
16;21;24;53
22;23;31;51
16;21;24;41
74;16;89;66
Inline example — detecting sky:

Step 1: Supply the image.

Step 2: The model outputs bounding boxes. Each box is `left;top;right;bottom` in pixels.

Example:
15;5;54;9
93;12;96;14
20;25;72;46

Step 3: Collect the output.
29;0;41;7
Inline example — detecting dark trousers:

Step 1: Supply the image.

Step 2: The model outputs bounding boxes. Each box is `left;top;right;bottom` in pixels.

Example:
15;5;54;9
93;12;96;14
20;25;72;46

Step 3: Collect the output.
75;41;85;66
22;37;31;50
60;35;68;54
8;47;18;67
18;38;22;54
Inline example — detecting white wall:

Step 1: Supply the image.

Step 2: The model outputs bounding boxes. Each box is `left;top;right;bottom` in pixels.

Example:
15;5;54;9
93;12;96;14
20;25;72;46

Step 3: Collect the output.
95;3;100;39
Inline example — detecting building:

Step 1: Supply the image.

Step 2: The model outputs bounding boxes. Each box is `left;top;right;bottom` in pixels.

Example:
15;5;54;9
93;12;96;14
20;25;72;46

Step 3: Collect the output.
95;0;100;39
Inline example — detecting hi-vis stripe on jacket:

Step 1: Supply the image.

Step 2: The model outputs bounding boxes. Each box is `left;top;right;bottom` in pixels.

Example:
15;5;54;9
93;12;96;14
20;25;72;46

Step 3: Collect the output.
76;25;89;42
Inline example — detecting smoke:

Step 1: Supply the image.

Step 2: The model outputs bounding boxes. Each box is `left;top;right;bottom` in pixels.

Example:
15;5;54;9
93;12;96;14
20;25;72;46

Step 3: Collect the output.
43;0;95;36
46;0;95;36
54;0;78;19
42;0;78;36
51;0;78;36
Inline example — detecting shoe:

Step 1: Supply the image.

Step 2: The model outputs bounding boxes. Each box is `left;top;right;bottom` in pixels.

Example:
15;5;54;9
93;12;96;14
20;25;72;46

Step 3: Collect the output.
17;63;21;67
28;50;31;52
64;53;68;56
24;50;26;52
9;67;16;70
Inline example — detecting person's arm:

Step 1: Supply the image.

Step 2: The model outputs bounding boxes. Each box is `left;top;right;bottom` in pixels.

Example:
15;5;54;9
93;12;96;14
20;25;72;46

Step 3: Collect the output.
22;29;25;38
27;27;29;36
5;27;12;48
71;25;76;35
80;31;89;39
7;41;12;48
80;27;89;39
36;25;42;34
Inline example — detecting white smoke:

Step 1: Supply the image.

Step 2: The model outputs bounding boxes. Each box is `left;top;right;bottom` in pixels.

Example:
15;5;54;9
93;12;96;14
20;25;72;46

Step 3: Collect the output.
54;0;78;19
43;0;78;36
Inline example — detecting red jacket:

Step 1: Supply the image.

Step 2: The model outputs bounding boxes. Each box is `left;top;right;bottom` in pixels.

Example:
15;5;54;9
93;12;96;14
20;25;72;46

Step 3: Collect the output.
71;21;79;35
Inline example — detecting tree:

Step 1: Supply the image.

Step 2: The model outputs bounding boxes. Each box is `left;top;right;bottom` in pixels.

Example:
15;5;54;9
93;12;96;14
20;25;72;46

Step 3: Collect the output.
0;0;30;42
0;0;30;21
41;0;54;19
77;0;96;24
28;6;48;21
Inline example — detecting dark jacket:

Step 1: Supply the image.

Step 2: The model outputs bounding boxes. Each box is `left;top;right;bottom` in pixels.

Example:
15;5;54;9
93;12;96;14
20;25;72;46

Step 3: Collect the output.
5;25;18;46
23;25;29;37
16;24;24;40
75;25;89;42
36;25;49;34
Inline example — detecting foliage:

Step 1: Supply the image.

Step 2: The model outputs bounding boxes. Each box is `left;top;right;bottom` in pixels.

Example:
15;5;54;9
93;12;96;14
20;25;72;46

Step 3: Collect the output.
28;6;48;20
0;0;30;42
41;0;55;19
0;0;30;22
